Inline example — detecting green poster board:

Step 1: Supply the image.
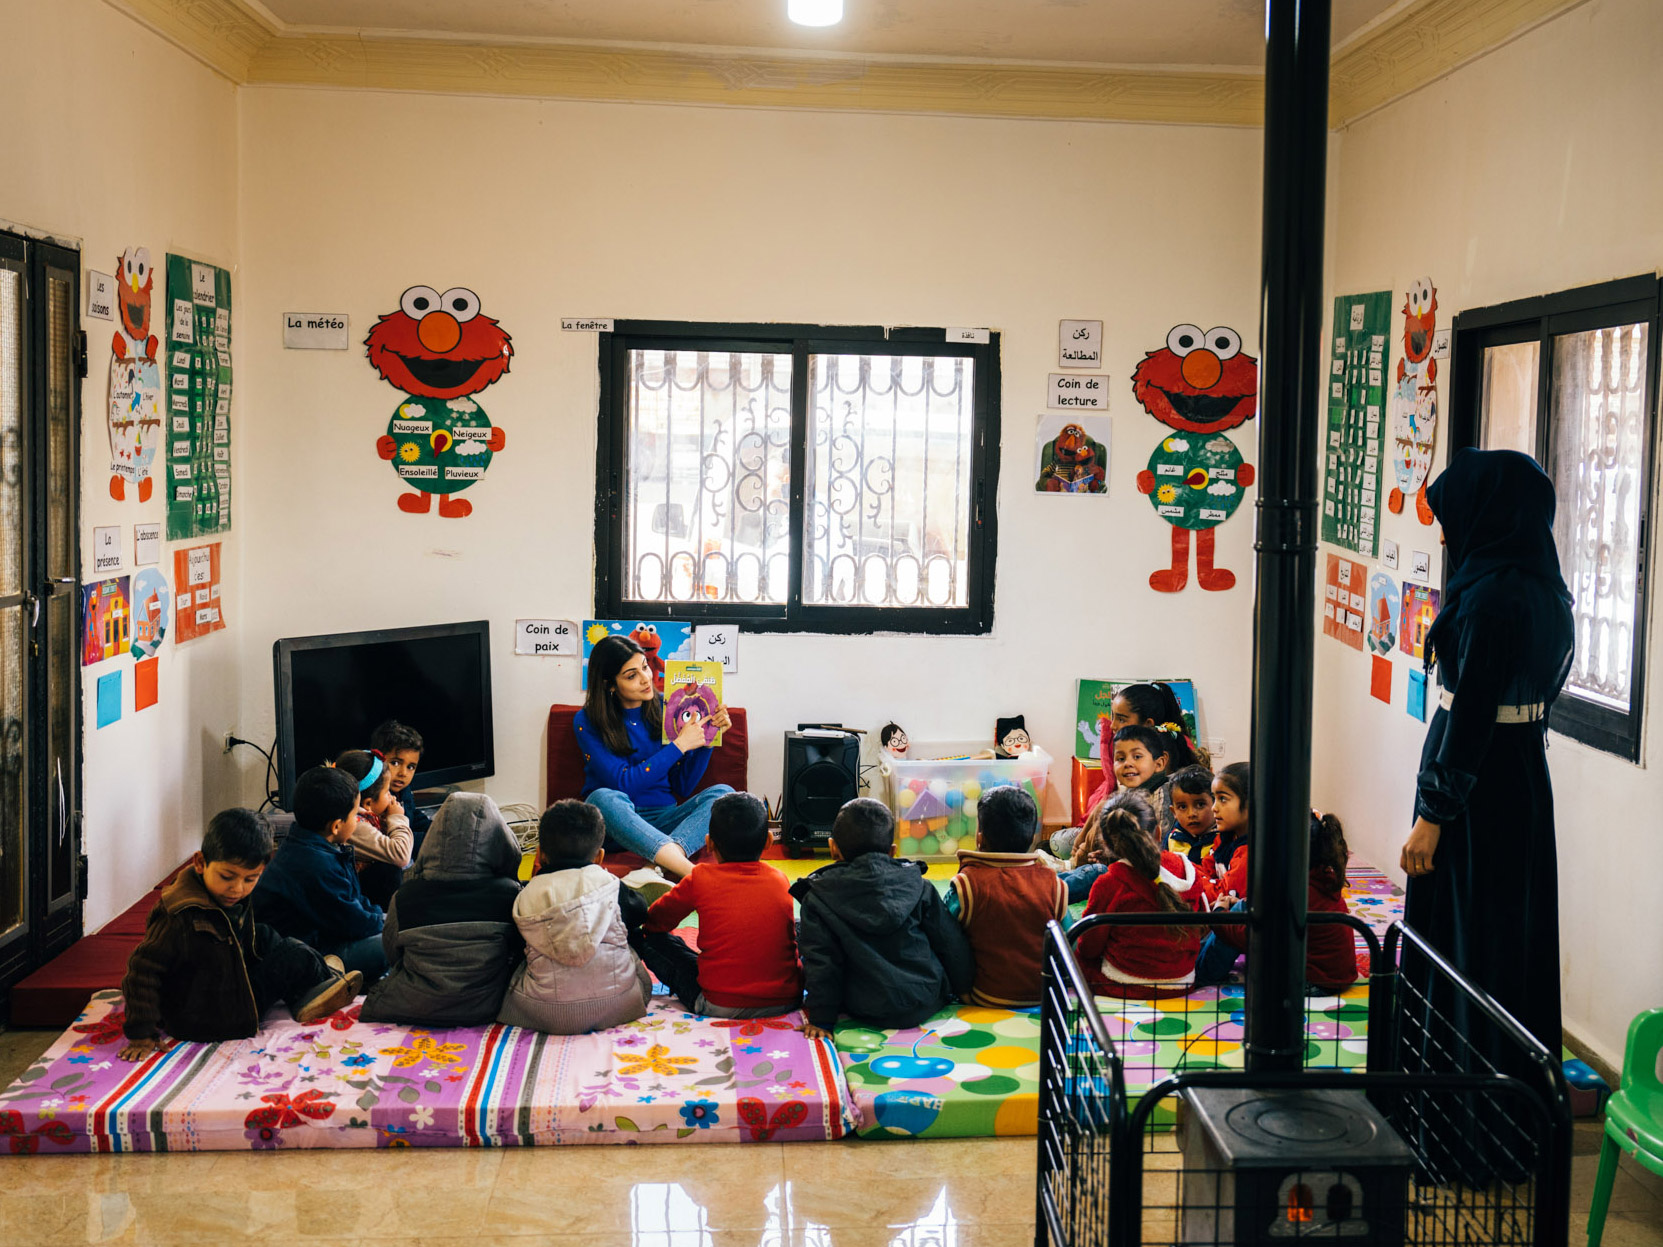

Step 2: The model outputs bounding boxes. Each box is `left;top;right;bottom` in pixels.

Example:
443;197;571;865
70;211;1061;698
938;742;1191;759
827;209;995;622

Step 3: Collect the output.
1321;290;1390;557
164;254;232;540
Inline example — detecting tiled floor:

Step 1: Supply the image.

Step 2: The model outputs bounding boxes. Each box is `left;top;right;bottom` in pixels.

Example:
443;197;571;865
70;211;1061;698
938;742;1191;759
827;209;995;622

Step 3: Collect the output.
2;1024;1660;1246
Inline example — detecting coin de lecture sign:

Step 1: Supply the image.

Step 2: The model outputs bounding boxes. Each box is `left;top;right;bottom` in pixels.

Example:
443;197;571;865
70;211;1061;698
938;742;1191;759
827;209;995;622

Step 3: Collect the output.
283;313;351;350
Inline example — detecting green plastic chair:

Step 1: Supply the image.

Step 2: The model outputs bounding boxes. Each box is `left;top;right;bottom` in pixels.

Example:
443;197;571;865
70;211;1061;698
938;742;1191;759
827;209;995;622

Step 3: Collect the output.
1588;1008;1663;1247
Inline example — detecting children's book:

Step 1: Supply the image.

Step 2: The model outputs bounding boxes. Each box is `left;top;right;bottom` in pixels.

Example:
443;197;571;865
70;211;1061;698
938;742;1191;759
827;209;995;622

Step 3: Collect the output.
662;660;725;747
1074;678;1199;760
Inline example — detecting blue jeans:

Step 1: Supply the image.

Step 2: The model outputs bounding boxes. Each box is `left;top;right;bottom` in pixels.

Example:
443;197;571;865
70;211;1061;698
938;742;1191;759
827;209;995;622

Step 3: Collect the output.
320;932;389;988
1060;862;1107;904
1193;900;1246;986
588;785;735;860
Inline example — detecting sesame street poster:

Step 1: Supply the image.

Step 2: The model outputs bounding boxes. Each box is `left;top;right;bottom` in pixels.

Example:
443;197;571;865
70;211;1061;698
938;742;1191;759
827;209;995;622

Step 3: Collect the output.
1034;415;1109;495
367;286;513;517
1130;324;1257;591
1322;290;1392;558
580;620;694;692
163;254;232;540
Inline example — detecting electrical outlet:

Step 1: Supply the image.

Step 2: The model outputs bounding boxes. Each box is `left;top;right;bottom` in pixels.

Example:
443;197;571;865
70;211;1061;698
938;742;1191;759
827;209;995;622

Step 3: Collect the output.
1206;738;1225;759
223;732;236;755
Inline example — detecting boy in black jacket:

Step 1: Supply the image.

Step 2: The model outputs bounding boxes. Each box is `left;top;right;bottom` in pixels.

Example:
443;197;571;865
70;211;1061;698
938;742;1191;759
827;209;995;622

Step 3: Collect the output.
792;798;973;1040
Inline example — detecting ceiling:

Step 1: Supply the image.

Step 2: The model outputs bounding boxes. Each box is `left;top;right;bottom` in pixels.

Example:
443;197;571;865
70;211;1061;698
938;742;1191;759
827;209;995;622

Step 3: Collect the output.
255;0;1410;68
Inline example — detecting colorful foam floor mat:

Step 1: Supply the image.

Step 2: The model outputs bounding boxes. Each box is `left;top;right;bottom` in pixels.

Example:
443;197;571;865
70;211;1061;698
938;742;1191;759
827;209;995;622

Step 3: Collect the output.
832;856;1403;1139
0;992;854;1154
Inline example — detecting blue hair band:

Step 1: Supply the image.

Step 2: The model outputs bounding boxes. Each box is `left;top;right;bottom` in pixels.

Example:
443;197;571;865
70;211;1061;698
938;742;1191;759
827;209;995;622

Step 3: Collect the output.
357;755;384;792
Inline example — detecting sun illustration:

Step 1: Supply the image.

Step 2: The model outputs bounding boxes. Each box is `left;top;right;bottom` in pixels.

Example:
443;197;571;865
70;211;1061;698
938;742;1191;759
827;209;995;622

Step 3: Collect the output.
1157;484;1178;504
398;442;420;463
585;622;613;646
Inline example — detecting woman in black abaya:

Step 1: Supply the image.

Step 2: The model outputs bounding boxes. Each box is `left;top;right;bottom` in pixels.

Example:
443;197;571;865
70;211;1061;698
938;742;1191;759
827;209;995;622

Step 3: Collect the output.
1400;448;1574;1179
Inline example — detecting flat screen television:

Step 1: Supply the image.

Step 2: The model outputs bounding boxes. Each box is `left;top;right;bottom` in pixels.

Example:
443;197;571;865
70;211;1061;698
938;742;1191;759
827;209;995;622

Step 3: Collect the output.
273;620;493;809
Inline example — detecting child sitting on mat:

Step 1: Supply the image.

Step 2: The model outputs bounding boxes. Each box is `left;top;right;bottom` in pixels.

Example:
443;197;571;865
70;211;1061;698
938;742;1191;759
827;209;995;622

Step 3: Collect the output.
1194;809;1358;992
119;808;360;1061
1207;762;1252;905
333;749;413;911
360;792;525;1027
1049;722;1178;862
255;766;389;983
497;800;651;1034
1074;790;1204;998
637;792;803;1018
793;798;973;1041
946;785;1068;1008
371;719;431;847
1164;765;1219;865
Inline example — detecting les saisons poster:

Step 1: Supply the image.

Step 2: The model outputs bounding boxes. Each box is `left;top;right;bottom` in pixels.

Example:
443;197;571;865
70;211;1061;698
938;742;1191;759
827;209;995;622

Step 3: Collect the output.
662;660;725;748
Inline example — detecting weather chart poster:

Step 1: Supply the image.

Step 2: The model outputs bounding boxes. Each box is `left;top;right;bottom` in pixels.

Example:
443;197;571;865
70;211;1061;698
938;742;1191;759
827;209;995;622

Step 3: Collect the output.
1322;291;1391;558
165;254;232;541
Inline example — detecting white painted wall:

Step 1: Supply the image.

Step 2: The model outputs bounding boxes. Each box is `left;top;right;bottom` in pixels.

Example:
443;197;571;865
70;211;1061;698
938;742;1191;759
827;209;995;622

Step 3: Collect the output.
0;0;243;930
232;89;1265;829
1314;0;1663;1066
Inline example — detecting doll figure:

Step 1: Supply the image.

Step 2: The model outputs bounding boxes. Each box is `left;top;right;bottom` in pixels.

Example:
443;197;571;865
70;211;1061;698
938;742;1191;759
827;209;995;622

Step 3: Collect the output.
995;715;1032;759
880;723;910;759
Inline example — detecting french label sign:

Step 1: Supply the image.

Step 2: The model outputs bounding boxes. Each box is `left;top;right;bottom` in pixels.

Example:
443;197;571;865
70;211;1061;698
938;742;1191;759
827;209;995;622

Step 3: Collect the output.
93;526;122;575
283;313;351;350
561;318;614;332
1058;320;1103;369
1047;372;1109;410
515;618;578;656
87;271;115;321
134;522;161;567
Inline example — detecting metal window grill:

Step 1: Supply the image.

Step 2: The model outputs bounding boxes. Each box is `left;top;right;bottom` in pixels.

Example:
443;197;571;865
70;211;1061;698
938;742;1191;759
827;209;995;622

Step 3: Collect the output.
1037;916;1571;1247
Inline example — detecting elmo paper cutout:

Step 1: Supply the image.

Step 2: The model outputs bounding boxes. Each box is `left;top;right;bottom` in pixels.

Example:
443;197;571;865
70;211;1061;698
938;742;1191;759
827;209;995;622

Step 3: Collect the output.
1388;278;1438;525
1036;422;1107;493
366;285;513;517
108;247;161;502
630;623;666;692
1131;324;1258;591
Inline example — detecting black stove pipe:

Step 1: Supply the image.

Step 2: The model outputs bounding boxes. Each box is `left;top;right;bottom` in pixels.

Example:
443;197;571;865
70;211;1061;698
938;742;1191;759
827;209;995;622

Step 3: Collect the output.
1244;0;1331;1074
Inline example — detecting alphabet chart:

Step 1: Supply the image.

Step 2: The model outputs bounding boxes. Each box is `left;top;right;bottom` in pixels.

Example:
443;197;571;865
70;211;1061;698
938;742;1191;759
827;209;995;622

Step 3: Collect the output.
165;254;233;540
1321;291;1390;557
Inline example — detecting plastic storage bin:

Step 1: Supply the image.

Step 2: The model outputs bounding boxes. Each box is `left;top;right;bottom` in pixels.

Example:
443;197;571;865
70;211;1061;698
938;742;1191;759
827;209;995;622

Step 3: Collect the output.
876;742;1054;857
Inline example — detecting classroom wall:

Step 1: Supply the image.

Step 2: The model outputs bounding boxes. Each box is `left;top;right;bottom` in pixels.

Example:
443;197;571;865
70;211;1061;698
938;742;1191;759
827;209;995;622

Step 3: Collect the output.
1314;0;1663;1067
0;0;243;930
231;89;1266;829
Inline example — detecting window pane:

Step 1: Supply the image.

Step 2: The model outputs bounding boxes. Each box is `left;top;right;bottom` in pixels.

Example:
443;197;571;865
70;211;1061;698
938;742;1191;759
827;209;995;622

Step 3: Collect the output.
0;604;23;943
0;264;20;599
1480;340;1540;457
804;354;975;609
45;268;73;581
1548;323;1648;713
623;350;793;605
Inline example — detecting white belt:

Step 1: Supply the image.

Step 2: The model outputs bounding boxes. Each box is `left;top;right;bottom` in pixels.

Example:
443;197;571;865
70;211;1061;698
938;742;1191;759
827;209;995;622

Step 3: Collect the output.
1437;688;1546;723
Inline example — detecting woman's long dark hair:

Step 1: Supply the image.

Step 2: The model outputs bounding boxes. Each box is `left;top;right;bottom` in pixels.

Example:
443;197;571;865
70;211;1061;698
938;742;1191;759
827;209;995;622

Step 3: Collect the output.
583;635;663;756
1117;681;1206;770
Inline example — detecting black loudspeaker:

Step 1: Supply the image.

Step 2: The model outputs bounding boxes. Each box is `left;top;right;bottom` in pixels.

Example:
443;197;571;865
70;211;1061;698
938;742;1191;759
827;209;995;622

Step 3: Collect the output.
781;730;860;854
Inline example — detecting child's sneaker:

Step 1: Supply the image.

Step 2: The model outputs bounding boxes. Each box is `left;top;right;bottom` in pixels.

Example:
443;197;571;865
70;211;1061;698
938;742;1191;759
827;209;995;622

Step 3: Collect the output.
322;954;346;976
1034;849;1068;873
294;970;363;1024
620;867;673;906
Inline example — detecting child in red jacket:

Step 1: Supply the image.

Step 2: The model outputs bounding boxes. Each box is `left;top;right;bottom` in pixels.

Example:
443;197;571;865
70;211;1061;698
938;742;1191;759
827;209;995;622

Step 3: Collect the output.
1075;791;1204;998
1194;810;1359;991
637;792;803;1017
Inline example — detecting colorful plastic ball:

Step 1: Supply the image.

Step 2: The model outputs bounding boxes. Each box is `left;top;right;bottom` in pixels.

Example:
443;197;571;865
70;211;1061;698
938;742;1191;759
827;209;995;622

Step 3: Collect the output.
919;835;940;855
945;789;964;810
964;799;978;819
963;781;981;801
898;836;921;856
978;771;997;787
938;837;958;855
947;815;968;838
897;789;918;810
928;779;949;800
907;779;927;793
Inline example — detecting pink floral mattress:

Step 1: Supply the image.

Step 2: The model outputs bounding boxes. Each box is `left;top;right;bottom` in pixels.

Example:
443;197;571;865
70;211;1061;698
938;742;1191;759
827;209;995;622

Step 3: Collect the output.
0;991;855;1153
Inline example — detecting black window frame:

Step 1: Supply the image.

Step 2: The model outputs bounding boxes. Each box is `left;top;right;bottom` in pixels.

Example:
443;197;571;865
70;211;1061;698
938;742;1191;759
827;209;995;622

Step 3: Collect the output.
1450;273;1660;762
593;321;1001;635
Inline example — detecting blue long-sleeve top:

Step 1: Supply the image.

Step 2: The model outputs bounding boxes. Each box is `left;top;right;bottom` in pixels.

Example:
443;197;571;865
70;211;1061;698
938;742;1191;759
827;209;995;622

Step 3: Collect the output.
252;825;385;949
574;705;712;808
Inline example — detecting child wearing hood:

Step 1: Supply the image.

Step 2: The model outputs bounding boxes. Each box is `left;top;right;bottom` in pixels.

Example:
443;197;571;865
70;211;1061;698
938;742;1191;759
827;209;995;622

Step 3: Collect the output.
497;800;651;1034
360;793;525;1027
792;798;973;1041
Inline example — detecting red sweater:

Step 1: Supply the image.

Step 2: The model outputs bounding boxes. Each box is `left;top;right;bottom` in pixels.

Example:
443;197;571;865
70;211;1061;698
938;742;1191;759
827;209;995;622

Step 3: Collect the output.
644;860;803;1008
1076;853;1203;997
1216;867;1360;992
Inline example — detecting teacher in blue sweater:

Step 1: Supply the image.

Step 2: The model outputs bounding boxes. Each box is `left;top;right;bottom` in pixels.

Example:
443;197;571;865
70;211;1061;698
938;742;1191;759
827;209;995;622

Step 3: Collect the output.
575;634;733;879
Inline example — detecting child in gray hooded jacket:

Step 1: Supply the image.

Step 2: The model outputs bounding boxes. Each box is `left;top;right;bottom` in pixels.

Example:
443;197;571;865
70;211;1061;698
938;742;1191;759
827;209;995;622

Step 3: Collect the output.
497;800;651;1034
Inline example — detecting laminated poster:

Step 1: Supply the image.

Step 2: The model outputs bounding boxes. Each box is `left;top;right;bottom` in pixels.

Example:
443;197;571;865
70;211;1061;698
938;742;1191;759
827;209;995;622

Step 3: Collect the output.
1074;677;1198;761
1322;553;1368;651
1387;279;1440;525
1034;414;1109;494
129;567;171;660
107;246;161;503
171;542;225;644
1321;291;1392;557
164;254;233;540
1399;584;1441;662
81;577;132;667
662;660;725;748
1366;570;1400;656
580;620;693;692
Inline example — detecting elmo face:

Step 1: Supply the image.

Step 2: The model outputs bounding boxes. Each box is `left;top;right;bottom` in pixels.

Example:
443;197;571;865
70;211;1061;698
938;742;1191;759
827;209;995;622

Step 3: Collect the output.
1402;278;1437;364
118;247;153;342
365;286;514;399
1131;324;1259;434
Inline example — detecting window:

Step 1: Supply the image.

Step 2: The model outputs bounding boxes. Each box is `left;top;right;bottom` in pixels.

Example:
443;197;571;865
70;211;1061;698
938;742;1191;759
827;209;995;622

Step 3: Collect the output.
1451;275;1660;761
594;322;1001;634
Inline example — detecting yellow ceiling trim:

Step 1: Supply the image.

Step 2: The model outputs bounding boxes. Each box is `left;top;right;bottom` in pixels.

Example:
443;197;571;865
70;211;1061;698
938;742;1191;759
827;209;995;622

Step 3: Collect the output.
104;0;1591;128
